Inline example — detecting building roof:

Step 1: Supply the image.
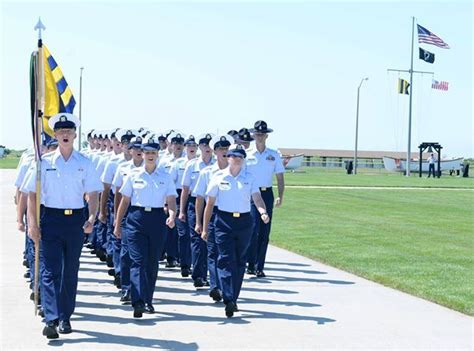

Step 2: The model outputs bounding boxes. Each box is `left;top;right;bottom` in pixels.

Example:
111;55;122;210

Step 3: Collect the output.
279;148;429;159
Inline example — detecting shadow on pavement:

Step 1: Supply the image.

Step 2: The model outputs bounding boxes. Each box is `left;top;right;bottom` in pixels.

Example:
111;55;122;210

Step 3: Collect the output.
241;286;299;294
77;289;118;298
47;329;198;350
265;261;311;267
248;275;355;285
263;266;328;275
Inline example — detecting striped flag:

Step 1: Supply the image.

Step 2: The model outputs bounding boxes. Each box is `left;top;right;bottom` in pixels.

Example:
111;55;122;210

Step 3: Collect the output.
42;45;76;137
417;24;450;49
398;78;410;95
432;80;449;91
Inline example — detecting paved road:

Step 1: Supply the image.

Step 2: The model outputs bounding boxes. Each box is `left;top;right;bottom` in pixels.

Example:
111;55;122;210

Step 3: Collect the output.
0;170;472;350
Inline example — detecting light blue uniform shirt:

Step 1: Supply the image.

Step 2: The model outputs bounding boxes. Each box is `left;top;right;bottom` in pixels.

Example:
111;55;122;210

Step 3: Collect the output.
95;150;115;176
181;157;215;194
101;154;127;193
246;147;285;188
15;155;34;188
206;168;259;213
158;153;182;174
112;160;144;189
193;163;225;198
17;149;34;169
90;149;107;168
119;167;178;208
169;157;193;190
159;149;172;160
23;149;103;209
20;162;37;194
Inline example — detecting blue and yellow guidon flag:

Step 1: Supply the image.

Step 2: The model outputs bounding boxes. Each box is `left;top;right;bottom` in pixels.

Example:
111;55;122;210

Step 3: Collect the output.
42;45;76;136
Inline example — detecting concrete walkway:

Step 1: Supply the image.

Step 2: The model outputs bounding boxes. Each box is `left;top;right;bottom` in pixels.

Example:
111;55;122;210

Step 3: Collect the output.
0;169;472;350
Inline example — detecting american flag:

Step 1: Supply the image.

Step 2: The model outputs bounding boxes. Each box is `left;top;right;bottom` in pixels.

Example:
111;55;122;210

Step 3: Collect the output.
417;24;450;49
432;80;449;91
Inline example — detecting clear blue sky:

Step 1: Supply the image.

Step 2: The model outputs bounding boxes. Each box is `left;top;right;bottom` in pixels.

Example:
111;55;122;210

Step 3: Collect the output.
1;0;472;157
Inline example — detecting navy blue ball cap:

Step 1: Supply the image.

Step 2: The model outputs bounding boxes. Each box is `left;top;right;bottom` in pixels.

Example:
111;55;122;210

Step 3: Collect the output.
227;129;239;137
49;113;80;130
128;136;143;149
227;144;247;158
249;120;273;133
116;129;136;143
197;133;214;145
236;128;254;142
169;131;186;144
156;132;168;142
184;135;197;146
141;135;160;151
210;134;234;150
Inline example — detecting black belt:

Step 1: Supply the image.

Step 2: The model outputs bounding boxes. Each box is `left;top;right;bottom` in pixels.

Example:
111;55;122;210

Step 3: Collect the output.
260;186;272;192
41;206;85;216
217;209;250;218
130;205;164;213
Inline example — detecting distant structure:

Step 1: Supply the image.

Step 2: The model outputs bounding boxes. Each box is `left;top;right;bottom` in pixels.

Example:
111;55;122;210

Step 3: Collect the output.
279;148;429;169
0;145;5;159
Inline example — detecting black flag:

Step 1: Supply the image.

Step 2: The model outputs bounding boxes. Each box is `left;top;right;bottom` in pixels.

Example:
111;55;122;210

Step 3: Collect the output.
419;47;435;63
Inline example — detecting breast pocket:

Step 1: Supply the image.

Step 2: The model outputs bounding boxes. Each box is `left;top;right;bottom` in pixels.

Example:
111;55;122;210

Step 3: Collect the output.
237;181;251;193
73;169;86;181
71;169;87;193
44;169;60;191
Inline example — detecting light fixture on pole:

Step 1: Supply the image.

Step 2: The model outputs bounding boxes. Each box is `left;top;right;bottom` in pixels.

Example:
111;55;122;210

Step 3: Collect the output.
353;77;368;175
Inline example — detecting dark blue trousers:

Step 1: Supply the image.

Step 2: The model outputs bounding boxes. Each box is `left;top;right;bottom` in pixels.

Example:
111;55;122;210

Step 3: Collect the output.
24;232;29;260
25;220;44;300
247;189;274;272
177;216;191;268
215;211;253;304
164;225;179;262
177;194;191;269
206;208;219;291
120;215;131;295
187;200;208;281
97;220;108;252
176;190;191;269
89;218;100;250
40;207;85;323
26;235;35;279
105;192;115;258
127;207;167;306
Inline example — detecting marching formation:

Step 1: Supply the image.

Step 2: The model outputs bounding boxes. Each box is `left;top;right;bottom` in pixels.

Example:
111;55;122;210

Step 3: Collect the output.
14;114;285;339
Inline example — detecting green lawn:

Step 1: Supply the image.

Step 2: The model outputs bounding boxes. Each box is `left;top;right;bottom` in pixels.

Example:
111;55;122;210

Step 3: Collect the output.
271;187;474;315
0;149;24;169
281;167;474;188
0;157;21;169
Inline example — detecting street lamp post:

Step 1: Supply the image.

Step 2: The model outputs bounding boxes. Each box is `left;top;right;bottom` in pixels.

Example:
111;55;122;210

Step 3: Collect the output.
353;77;368;175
